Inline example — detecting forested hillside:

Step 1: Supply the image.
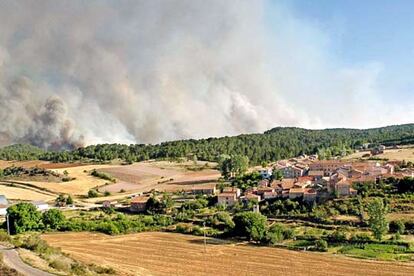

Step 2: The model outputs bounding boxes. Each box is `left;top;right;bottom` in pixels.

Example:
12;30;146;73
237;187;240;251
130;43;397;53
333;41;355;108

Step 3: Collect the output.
0;144;46;161
1;124;414;164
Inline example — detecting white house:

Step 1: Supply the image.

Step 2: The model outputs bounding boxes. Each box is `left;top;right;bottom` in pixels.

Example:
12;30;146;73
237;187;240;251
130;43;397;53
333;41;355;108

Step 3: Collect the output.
31;201;49;211
258;168;273;179
0;195;9;216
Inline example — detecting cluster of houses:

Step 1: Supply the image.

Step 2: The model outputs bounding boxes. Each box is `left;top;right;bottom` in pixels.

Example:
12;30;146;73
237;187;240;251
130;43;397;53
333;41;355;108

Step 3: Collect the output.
215;155;399;206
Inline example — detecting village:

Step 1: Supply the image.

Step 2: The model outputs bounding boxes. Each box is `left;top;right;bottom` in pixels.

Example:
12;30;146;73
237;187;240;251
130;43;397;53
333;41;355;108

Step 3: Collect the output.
126;145;414;213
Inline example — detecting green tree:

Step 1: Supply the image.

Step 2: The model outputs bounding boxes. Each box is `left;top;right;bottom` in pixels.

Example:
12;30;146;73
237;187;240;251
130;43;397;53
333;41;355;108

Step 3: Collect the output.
367;198;389;241
147;193;173;214
212;211;235;232
218;154;249;179
231;155;249;177
66;195;74;205
233;211;267;242
266;223;293;244
395;220;405;235
7;203;42;234
218;154;232;179
42;209;65;230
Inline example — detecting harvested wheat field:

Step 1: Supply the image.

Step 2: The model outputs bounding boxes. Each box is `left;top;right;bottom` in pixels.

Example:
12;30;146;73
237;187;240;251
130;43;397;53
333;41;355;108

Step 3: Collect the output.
0;184;55;201
42;232;414;276
24;165;113;195
344;147;414;162
0;160;84;169
98;161;220;194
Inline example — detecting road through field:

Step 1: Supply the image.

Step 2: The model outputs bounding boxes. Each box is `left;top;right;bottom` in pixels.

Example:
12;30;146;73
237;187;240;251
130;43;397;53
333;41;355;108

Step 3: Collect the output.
0;245;52;276
43;232;414;276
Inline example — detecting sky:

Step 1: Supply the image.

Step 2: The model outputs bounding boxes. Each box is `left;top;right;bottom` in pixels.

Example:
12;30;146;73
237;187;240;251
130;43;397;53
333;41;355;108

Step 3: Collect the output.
0;0;413;148
269;0;414;101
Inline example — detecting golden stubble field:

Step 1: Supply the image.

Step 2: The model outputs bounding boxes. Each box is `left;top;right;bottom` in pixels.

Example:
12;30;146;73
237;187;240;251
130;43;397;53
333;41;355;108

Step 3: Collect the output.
344;147;414;162
0;185;55;201
0;160;219;202
42;232;414;276
23;164;114;195
96;160;220;194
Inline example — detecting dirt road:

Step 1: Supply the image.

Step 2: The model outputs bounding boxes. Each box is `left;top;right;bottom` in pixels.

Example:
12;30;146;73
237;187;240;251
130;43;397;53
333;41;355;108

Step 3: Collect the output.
0;246;53;276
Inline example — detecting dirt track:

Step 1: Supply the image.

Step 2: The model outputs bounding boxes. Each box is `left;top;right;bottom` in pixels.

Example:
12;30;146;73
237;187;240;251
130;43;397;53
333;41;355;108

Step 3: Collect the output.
0;245;52;276
42;232;414;276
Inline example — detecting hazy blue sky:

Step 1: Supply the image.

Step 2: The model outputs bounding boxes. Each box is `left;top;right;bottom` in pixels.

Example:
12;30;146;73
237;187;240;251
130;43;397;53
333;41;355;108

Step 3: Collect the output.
266;0;414;101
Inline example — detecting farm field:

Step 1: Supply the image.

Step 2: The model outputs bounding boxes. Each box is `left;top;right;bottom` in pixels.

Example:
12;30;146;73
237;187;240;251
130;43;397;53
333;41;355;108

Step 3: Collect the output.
96;161;219;194
343;147;414;162
0;160;84;169
23;164;113;195
42;232;414;276
0;160;219;201
0;183;55;201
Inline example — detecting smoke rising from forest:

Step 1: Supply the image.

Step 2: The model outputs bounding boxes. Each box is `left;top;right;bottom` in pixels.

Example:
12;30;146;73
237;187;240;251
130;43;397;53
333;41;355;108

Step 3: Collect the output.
0;0;411;149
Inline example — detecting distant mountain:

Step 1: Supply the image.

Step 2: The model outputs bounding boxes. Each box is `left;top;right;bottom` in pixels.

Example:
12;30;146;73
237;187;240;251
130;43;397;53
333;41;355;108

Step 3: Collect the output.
2;124;414;164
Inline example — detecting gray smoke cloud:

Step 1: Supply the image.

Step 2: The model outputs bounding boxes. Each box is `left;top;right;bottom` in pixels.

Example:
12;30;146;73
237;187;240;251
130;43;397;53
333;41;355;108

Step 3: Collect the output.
0;0;412;149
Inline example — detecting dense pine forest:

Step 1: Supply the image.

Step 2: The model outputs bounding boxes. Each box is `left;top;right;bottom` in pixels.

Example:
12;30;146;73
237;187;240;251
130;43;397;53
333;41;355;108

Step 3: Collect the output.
1;124;414;165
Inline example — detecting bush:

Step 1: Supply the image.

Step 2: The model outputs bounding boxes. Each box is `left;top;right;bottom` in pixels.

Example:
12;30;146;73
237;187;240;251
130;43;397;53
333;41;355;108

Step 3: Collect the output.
15;234;59;256
87;189;99;198
175;223;193;234
0;230;11;243
314;239;329;252
88;264;116;274
49;258;71;271
42;209;65;230
266;223;294;245
350;233;372;242
66;195;74;205
328;229;348;243
71;262;87;275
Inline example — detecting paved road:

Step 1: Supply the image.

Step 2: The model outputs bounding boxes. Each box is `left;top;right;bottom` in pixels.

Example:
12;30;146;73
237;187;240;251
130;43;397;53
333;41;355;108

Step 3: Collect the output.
0;246;53;276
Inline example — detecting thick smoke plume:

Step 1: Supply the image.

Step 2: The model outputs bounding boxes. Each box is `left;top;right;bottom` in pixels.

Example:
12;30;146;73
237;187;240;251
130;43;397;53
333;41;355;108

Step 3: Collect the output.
0;0;411;149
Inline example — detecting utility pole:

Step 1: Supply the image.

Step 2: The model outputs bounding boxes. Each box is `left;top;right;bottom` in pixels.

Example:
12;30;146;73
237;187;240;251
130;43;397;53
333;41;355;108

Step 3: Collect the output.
6;214;10;235
203;221;207;253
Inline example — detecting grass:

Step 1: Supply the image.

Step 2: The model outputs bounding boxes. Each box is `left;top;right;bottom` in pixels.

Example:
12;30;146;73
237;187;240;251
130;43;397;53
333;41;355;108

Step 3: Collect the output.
339;243;414;261
287;239;315;250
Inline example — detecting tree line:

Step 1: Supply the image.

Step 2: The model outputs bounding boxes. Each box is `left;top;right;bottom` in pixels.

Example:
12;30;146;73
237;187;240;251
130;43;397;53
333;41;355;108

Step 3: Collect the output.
1;124;414;165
